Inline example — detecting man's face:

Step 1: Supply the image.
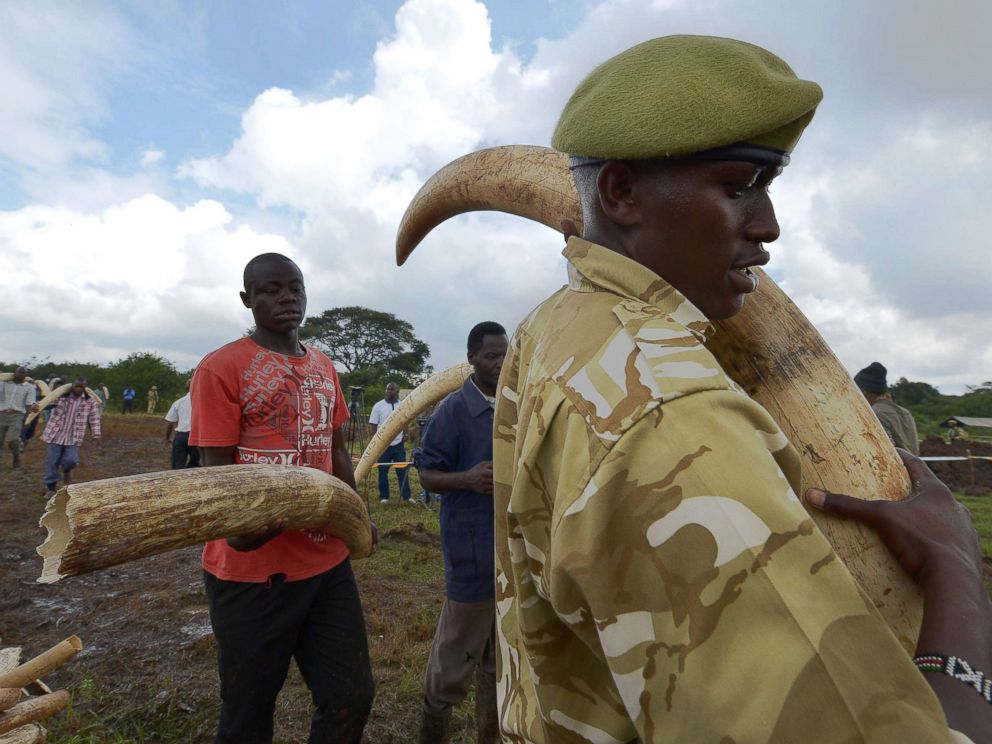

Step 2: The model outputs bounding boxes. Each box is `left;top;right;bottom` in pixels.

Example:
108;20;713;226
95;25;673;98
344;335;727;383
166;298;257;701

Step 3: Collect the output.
13;368;26;384
241;259;307;334
624;160;781;320
385;383;399;402
71;382;86;397
468;334;509;390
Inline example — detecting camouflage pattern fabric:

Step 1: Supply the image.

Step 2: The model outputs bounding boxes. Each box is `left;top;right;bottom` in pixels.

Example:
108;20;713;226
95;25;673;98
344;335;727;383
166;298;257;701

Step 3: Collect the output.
493;237;954;743
871;398;920;456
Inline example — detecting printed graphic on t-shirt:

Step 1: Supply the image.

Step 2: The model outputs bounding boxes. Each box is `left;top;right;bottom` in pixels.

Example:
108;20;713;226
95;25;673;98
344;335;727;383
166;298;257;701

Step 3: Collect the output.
236;348;337;470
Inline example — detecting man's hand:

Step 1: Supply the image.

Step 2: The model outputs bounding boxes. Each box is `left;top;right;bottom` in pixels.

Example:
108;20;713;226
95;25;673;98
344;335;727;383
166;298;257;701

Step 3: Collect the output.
805;449;983;591
227;518;288;552
464;460;495;495
28;404;39;413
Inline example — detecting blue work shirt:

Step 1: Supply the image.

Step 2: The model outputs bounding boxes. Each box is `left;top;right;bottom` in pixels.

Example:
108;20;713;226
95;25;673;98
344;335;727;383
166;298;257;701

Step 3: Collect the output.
413;376;494;602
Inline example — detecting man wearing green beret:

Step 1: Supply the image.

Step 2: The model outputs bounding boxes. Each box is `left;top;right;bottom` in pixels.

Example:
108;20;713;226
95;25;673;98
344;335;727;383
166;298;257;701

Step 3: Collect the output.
492;36;991;743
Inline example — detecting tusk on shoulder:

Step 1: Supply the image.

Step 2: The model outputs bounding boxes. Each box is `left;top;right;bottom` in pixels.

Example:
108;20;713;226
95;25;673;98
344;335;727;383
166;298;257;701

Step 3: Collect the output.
24;384;71;426
396;145;923;651
396;146;582;266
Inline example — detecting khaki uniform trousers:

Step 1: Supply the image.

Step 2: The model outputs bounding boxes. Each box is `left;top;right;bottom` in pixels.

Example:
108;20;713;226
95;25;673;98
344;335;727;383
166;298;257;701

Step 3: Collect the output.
422;597;496;715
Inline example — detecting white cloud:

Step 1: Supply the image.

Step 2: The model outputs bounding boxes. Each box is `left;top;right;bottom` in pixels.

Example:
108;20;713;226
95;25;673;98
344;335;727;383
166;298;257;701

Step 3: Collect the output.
0;196;293;369
140;149;166;168
0;2;132;174
2;0;990;392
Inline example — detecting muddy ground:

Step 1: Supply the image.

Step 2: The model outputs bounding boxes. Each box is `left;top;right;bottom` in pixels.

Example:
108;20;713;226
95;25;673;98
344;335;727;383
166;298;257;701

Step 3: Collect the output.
919;436;992;495
0;414;465;743
3;416;990;742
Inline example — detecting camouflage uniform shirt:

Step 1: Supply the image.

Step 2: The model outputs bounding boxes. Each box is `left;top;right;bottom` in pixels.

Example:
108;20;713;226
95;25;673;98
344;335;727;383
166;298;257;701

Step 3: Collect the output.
493;237;955;743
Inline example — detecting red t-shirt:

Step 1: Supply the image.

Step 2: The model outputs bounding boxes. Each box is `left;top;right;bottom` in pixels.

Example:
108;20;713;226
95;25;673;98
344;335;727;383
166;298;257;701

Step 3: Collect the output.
190;337;351;582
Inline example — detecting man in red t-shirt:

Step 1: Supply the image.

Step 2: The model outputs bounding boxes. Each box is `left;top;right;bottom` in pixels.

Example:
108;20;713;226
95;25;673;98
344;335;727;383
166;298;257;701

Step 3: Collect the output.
190;252;374;744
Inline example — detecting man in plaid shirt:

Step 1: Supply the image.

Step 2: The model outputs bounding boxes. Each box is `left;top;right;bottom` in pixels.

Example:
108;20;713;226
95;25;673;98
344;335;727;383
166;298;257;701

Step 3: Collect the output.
42;378;101;496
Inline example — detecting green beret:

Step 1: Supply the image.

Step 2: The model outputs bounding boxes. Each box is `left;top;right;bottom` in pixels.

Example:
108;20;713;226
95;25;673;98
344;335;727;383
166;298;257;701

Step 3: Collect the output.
552;35;822;162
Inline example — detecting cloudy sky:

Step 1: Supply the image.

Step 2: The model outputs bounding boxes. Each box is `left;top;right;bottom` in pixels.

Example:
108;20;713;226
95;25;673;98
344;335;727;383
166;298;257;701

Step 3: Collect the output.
1;0;989;393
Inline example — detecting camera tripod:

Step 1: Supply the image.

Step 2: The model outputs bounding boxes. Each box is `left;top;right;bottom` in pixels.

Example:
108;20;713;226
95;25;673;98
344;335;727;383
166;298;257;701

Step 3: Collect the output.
344;386;367;457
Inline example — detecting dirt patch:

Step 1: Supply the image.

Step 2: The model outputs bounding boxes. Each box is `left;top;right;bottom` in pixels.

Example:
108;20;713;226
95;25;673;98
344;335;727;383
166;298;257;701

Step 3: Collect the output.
383;521;440;548
0;414;459;743
920;436;992;495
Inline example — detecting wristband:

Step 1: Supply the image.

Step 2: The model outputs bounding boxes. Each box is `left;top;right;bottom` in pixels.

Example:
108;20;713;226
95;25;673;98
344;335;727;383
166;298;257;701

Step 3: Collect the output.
913;654;992;704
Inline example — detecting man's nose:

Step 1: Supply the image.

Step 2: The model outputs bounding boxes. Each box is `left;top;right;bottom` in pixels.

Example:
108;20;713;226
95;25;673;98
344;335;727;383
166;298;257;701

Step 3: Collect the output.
746;193;780;244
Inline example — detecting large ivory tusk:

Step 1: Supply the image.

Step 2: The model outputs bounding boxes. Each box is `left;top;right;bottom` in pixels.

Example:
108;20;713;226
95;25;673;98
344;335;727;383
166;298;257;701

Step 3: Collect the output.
37;464;373;583
24;384;102;426
396;145;923;650
355;364;474;482
397;146;582;266
0;375;51;400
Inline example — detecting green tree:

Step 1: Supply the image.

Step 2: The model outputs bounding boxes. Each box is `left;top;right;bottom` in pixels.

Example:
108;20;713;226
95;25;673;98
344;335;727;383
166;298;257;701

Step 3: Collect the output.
890;377;941;406
300;306;430;384
105;352;189;412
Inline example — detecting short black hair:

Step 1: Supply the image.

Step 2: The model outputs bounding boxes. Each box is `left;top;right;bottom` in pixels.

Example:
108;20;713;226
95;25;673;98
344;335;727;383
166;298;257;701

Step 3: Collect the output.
243;253;298;291
467;321;507;354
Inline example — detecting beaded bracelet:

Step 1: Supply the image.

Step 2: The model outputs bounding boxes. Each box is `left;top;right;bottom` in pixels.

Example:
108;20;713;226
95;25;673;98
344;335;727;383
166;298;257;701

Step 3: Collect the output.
913;654;992;704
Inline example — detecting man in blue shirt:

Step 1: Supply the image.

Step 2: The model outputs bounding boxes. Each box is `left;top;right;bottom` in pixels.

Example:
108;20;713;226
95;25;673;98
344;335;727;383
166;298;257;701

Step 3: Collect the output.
122;385;136;414
413;321;507;744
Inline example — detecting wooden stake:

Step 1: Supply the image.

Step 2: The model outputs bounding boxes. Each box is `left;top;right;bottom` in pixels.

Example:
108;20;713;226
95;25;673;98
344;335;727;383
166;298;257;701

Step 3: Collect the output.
0;692;69;736
0;638;81;691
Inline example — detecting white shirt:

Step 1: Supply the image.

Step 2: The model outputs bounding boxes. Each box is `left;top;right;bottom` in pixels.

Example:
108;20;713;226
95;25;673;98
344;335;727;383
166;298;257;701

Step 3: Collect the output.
369;398;403;446
164;393;193;432
0;380;35;413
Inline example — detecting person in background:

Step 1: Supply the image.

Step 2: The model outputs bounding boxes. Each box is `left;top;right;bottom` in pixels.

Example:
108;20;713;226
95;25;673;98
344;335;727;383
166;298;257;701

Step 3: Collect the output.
19;380;44;451
368;382;412;503
41;377;101;496
190;252;374;744
855;361;920;455
122;384;136;414
946;419;967;444
413;321;507;743
96;382;110;406
146;385;160;414
0;366;37;469
164;379;199;469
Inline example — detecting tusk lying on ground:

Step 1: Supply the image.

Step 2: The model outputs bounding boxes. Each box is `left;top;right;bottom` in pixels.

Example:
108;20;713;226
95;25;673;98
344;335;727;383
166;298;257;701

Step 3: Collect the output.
354;364;473;482
396;144;922;651
36;464;373;584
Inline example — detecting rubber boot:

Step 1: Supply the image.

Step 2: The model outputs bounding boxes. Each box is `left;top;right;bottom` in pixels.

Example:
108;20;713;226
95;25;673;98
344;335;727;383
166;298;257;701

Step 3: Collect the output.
475;670;498;744
418;703;451;744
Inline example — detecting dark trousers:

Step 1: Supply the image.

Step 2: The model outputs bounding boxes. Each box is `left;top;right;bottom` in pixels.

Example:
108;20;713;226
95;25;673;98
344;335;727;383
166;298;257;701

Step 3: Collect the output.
122;398;133;413
377;442;411;501
204;559;374;744
171;431;200;469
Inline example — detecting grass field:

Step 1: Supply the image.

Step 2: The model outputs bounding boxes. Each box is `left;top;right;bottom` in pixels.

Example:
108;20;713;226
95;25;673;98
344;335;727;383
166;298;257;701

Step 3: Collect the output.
2;414;990;742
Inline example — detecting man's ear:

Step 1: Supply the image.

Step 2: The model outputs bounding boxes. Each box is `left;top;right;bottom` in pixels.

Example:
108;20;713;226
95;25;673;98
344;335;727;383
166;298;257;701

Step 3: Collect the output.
596;161;641;228
240;290;251;309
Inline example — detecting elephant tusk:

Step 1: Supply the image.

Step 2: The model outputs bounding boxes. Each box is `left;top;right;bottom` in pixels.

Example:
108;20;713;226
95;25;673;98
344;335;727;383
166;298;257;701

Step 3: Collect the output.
396;145;922;651
354;363;473;483
36;464;373;583
396;146;582;266
23;385;103;426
